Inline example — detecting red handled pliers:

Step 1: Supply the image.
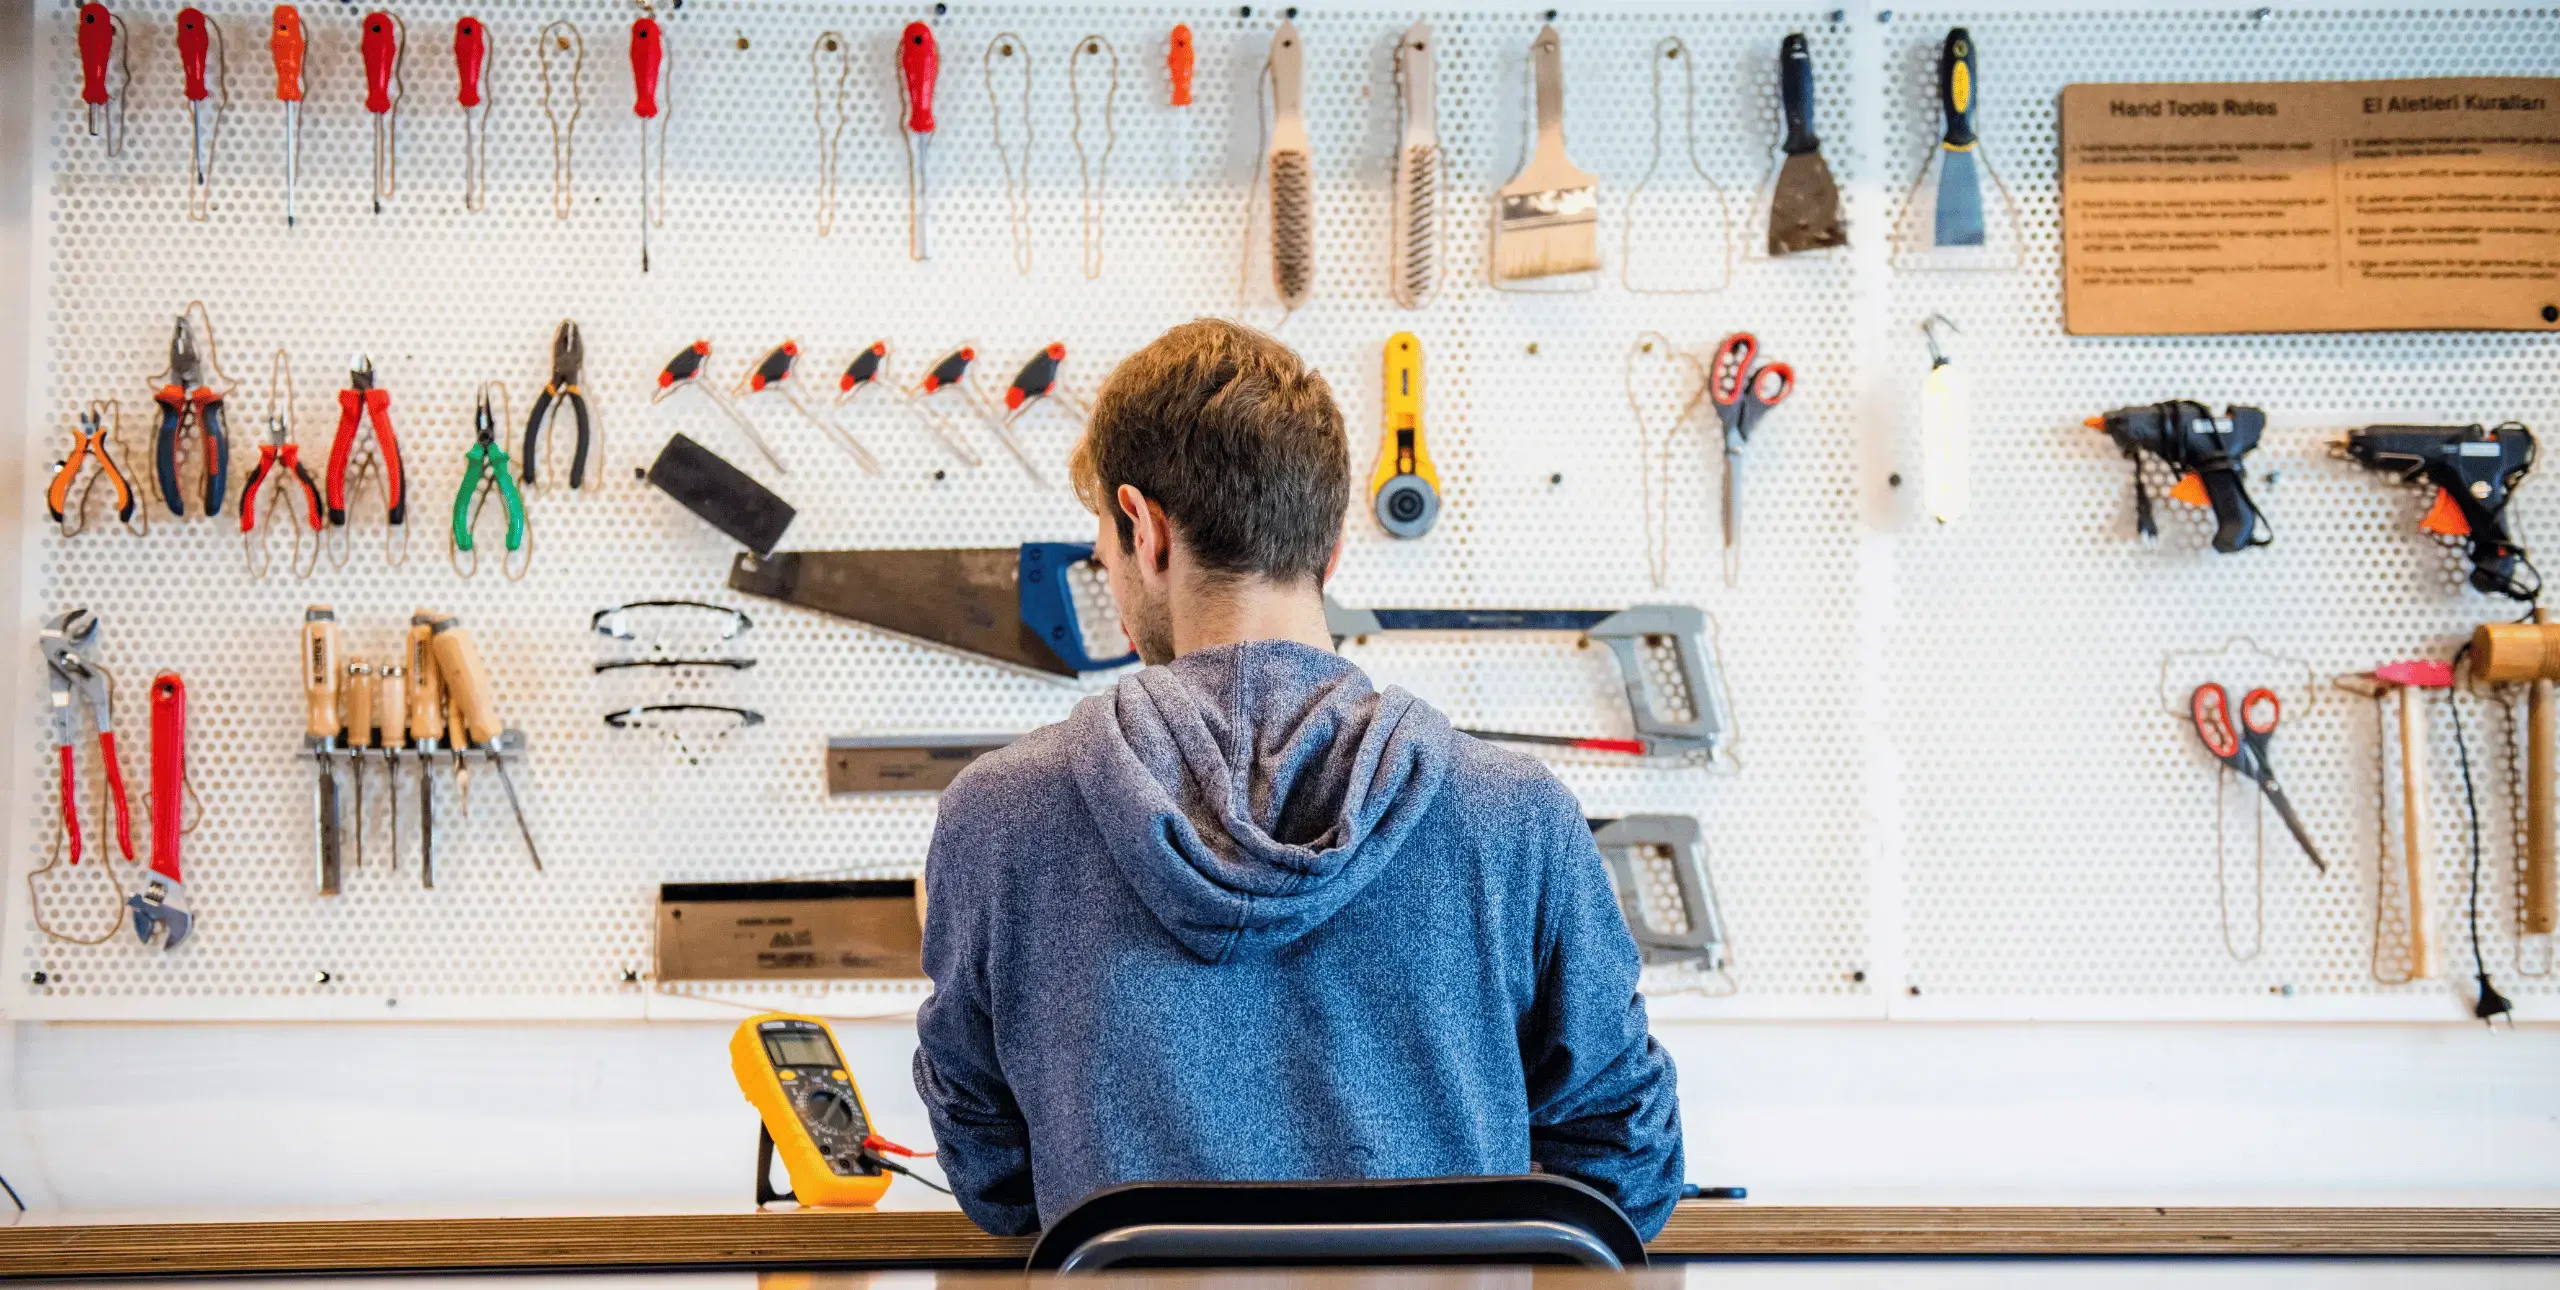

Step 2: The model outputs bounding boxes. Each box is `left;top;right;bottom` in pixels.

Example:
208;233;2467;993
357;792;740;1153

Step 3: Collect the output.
39;609;134;866
326;356;407;530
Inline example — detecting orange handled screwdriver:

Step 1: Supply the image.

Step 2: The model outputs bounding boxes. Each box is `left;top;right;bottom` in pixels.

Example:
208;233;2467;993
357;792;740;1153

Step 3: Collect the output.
1168;24;1193;107
270;6;304;226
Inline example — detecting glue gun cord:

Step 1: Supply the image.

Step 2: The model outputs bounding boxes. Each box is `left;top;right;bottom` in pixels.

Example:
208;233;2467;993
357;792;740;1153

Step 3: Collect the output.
2447;643;2515;1023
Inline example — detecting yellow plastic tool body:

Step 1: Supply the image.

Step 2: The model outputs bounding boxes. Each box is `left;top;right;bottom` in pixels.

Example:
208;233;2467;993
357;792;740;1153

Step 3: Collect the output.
730;1012;892;1207
1369;332;1440;538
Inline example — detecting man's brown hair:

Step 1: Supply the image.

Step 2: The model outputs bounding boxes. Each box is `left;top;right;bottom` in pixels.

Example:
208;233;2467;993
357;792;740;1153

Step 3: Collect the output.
1071;319;1347;586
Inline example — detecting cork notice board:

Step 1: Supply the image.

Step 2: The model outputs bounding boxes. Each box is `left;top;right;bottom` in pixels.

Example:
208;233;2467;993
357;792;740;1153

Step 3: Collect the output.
2060;78;2560;334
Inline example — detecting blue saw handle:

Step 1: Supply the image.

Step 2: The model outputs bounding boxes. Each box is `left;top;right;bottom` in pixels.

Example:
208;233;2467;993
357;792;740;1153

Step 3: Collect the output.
1018;543;1138;673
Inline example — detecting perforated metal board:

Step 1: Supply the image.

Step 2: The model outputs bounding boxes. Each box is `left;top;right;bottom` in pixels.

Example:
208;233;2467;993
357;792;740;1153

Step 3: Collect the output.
9;0;2554;1022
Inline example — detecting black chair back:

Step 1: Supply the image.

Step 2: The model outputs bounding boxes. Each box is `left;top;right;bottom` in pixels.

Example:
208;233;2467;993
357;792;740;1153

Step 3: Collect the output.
1027;1175;1648;1273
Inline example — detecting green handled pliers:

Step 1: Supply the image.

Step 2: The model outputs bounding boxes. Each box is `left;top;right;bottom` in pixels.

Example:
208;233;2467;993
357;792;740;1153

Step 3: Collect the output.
451;383;529;578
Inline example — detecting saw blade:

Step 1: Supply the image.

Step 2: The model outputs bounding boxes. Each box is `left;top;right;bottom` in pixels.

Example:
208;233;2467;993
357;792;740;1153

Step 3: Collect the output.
729;549;1077;677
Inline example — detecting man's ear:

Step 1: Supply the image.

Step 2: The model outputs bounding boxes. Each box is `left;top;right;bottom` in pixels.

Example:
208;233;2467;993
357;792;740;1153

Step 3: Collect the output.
1323;535;1345;585
1116;484;1171;574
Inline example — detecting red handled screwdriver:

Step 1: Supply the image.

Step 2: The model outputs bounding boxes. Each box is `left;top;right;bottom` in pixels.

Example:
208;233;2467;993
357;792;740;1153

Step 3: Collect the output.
361;11;403;213
456;16;489;211
898;21;938;260
176;9;224;221
79;3;128;155
631;14;667;271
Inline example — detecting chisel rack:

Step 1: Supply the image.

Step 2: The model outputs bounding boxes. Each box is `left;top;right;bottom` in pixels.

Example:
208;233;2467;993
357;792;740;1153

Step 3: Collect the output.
8;0;2556;1021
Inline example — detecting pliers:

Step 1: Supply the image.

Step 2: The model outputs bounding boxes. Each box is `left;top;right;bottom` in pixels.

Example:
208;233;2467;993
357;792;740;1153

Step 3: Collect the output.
241;401;324;577
521;320;593;489
453;383;528;577
151;312;231;517
326;356;407;528
47;406;137;531
39;609;134;866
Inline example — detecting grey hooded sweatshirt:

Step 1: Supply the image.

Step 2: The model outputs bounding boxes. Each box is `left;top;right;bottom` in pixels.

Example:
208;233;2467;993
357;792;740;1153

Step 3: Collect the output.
912;639;1684;1237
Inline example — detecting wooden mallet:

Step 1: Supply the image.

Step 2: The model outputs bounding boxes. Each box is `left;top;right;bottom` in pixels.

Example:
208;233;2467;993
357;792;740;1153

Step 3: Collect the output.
2472;610;2560;937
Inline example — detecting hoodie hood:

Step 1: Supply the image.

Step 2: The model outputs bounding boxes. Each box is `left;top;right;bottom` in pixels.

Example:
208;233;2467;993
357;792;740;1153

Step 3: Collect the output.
1065;639;1455;963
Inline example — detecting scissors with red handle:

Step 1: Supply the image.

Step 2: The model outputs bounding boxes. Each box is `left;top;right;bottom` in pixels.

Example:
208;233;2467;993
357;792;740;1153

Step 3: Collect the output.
2190;682;2326;872
1707;332;1794;585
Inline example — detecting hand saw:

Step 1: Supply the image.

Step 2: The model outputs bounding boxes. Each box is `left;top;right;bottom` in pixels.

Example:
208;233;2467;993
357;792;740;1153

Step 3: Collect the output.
728;543;1136;678
1323;598;1729;760
1589;814;1728;970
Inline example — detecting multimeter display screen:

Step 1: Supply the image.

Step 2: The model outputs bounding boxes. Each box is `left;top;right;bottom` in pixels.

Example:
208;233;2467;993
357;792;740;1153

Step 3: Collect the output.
764;1032;841;1069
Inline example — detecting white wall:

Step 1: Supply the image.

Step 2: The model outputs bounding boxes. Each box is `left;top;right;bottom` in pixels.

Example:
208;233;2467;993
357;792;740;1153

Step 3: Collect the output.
5;1018;2557;1211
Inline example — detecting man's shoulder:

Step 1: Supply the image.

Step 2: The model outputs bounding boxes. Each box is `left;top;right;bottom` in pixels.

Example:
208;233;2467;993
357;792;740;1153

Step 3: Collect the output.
937;722;1083;829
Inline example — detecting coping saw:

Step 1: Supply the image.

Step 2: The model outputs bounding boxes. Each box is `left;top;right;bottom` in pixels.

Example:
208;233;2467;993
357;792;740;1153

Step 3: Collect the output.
1589;814;1728;970
1324;598;1729;761
729;544;1136;679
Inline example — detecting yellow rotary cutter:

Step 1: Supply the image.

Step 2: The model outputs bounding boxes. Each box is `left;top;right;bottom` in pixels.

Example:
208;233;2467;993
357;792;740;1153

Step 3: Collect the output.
1370;333;1440;538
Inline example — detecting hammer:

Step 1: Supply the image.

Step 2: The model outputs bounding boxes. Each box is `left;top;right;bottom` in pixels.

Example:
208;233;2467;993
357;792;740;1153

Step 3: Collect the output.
2339;659;2456;978
2472;610;2560;937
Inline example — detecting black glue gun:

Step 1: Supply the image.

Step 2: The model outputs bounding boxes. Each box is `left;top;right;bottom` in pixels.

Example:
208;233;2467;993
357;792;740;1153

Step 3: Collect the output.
2338;423;2539;601
2088;401;2269;554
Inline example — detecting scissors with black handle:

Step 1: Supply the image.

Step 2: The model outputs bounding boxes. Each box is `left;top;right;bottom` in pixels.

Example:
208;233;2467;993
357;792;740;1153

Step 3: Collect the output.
2190;682;2326;873
1708;332;1793;586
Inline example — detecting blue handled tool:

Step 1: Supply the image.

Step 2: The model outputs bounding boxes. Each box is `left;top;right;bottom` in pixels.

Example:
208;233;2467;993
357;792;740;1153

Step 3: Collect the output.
728;543;1137;678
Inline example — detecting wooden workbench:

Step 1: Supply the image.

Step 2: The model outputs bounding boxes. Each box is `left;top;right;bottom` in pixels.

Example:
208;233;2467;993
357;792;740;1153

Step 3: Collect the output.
2;1202;2554;1276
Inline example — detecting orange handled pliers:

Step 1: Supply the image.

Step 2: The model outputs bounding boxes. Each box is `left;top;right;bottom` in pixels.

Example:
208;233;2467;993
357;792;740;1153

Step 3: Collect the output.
46;406;136;533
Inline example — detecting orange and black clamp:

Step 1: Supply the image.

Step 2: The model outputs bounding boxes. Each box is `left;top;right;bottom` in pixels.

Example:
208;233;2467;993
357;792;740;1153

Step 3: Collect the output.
361;10;403;213
898;21;939;260
631;14;668;271
270;6;305;226
326;357;407;532
79;3;128;155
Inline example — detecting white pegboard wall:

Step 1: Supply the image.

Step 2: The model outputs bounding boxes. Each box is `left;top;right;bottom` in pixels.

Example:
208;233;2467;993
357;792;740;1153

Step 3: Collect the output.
13;0;1876;1018
1875;4;2560;1014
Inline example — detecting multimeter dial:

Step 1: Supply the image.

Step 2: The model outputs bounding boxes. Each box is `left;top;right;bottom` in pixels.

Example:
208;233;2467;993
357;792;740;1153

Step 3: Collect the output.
791;1081;874;1174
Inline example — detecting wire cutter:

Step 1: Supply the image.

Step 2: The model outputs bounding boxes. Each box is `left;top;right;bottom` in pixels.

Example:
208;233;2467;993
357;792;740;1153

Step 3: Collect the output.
521;320;594;489
241;399;324;577
452;383;528;578
151;312;231;518
326;356;408;531
47;406;137;532
40;609;134;866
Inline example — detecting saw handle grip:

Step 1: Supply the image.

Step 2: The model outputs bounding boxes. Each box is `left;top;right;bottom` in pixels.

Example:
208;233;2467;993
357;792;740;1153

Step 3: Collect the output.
269;6;303;100
1937;27;1976;148
455;16;487;107
176;9;211;102
1019;543;1137;673
150;673;186;884
898;21;938;134
1778;33;1818;156
361;11;399;115
303;609;341;740
630;17;663;118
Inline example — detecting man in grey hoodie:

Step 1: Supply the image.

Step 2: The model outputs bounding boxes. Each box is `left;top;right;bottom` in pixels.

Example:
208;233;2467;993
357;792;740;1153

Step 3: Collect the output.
912;319;1684;1239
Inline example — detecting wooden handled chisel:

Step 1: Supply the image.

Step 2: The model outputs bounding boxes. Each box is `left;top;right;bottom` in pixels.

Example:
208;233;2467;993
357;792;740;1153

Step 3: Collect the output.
407;613;442;887
430;615;542;870
302;607;342;895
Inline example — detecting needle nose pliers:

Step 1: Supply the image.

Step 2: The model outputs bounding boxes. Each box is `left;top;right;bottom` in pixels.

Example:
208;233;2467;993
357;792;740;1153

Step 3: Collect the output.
453;383;528;576
521;320;593;488
152;313;230;517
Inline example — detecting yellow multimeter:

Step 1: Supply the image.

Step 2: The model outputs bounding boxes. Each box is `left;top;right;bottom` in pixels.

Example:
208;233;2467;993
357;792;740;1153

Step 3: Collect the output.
731;1012;893;1207
1370;332;1440;539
